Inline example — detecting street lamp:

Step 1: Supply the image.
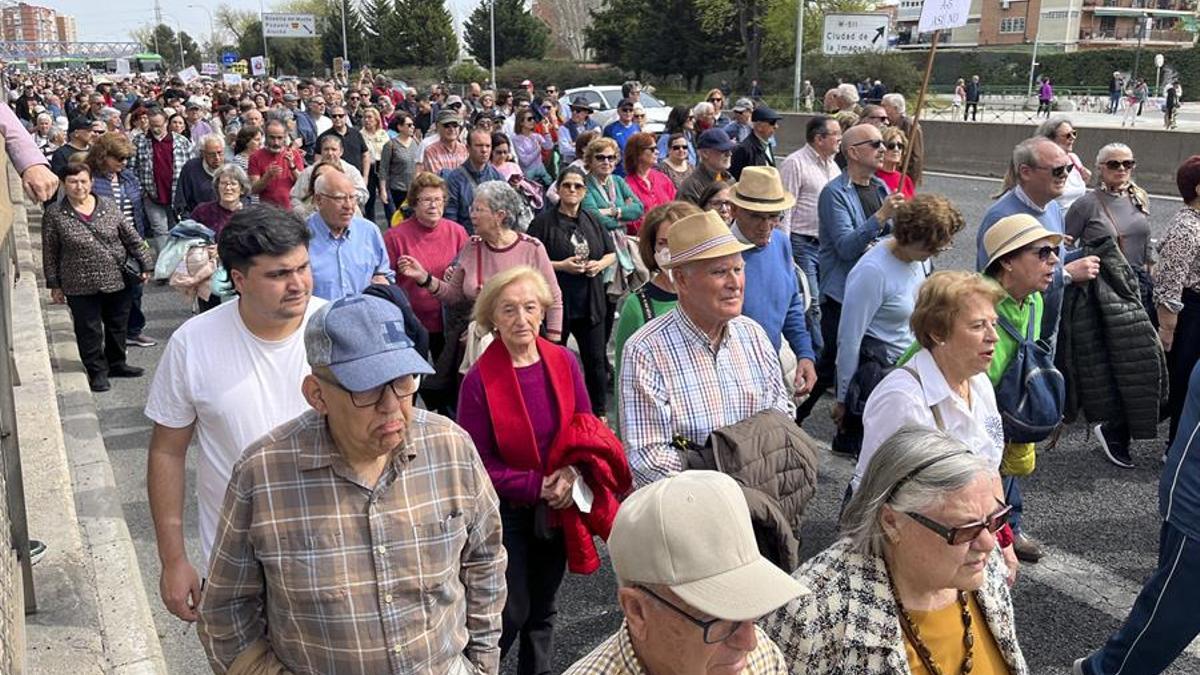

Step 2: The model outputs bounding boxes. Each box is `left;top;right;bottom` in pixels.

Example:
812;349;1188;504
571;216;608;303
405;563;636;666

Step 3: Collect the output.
489;0;496;90
187;4;216;66
1131;13;1149;83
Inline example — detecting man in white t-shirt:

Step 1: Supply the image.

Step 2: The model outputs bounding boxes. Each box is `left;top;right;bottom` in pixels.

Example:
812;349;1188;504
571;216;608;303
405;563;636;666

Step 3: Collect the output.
145;205;326;622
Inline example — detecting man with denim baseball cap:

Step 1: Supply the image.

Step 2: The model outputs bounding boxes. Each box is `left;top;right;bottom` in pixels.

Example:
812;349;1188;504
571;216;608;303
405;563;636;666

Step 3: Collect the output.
564;471;805;674
199;294;507;675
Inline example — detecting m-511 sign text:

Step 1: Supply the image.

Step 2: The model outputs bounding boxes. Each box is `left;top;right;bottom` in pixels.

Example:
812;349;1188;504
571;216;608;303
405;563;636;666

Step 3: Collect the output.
823;14;891;55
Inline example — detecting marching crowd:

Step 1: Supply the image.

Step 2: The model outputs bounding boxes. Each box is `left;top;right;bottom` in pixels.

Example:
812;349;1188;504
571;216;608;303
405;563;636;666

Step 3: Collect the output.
5;65;1200;675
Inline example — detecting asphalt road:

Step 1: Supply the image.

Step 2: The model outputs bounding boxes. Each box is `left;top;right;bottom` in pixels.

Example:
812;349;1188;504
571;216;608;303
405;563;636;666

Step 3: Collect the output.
92;173;1197;674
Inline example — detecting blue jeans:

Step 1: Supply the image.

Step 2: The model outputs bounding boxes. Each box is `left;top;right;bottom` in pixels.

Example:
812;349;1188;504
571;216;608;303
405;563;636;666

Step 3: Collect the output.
127;281;145;337
1082;522;1200;675
790;233;823;357
1003;475;1024;535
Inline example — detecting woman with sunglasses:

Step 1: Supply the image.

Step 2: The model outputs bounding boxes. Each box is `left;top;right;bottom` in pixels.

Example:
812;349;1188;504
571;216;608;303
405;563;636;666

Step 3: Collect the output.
874;126;915;199
764;426;1027;674
623;132;676;235
512;109;552;176
1037;116;1091;211
528;167;615;417
379;112;419;222
656;106;698;166
657;133;695;189
360;107;390;222
980;213;1064;564
705;88;725;117
581;137;644;235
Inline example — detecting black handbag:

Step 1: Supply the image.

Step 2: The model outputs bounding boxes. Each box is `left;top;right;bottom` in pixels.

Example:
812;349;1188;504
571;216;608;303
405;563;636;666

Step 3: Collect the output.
76;204;143;288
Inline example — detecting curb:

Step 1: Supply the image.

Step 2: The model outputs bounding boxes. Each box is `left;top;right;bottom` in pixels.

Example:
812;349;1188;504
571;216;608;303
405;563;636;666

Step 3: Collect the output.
12;190;167;674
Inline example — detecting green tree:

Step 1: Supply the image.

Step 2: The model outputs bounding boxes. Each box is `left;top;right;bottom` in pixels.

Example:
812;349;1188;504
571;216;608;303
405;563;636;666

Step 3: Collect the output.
361;0;402;67
761;0;875;69
396;0;459;68
587;0;735;89
322;0;369;70
133;24;204;71
463;0;550;68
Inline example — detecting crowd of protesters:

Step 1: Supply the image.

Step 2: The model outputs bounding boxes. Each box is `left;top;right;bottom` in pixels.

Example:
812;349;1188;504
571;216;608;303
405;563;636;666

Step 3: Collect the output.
6;63;1200;675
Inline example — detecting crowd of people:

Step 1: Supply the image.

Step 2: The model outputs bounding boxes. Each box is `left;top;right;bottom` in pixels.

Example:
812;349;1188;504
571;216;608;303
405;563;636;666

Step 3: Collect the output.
5;64;1200;675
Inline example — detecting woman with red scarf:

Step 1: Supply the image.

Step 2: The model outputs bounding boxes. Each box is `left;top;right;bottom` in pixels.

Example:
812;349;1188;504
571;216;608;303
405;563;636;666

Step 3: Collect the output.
457;266;629;675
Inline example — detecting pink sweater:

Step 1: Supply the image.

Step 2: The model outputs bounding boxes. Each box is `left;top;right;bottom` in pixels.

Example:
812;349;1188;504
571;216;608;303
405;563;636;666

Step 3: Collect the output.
430;233;564;338
625;168;676;234
383;217;469;332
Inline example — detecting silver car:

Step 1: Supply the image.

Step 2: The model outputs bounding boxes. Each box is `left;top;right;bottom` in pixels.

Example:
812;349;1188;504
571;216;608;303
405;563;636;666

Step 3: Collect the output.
563;85;671;135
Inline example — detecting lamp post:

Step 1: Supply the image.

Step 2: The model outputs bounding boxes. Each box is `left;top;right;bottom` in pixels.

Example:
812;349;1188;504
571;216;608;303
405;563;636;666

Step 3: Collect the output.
187;4;216;66
1131;13;1148;83
489;0;497;91
792;0;805;111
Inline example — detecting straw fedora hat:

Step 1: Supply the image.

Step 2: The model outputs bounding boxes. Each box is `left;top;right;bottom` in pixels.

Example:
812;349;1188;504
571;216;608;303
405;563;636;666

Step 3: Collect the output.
982;213;1064;271
664;211;753;269
728;166;797;212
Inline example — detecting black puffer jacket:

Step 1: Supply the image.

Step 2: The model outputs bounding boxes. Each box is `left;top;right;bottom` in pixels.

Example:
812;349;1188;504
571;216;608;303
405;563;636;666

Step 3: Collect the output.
1057;236;1167;439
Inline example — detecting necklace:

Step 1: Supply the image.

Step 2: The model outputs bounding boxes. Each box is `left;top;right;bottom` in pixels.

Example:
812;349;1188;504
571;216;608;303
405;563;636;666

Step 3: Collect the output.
888;573;975;674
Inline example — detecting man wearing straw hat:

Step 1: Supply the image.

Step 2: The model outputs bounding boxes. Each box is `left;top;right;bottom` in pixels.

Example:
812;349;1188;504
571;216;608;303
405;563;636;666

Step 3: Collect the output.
620;211;795;488
729;166;817;398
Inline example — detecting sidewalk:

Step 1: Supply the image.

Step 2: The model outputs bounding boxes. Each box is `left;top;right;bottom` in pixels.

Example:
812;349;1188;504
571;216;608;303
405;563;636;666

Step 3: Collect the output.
9;179;166;674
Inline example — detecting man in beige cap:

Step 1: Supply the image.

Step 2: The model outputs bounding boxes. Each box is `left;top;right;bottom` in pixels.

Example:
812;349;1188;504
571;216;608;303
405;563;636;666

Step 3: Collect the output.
619;211;795;487
730;166;816;398
563;471;805;674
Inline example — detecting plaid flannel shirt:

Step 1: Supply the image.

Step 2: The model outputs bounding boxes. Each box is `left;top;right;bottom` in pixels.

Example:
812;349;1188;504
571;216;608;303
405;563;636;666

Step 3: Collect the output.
562;620;788;674
132;131;192;205
618;309;794;488
197;408;507;675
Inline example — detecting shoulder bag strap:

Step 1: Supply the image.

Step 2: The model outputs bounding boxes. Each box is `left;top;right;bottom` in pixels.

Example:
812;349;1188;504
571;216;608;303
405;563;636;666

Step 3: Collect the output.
636;288;655;322
72;202;127;269
1095;191;1128;253
899;365;945;431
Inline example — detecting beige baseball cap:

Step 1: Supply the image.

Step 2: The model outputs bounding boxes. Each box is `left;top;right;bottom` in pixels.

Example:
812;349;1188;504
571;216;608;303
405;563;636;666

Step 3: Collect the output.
608;471;808;622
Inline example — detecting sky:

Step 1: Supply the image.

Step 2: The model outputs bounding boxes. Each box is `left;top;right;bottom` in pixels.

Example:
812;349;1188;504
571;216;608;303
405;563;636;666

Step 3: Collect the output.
50;0;478;46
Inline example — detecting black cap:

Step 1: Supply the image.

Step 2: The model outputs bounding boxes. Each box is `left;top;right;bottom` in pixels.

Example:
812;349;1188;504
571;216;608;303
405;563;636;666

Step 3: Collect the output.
751;106;782;123
618;98;636;111
67;116;91;133
569;95;593;111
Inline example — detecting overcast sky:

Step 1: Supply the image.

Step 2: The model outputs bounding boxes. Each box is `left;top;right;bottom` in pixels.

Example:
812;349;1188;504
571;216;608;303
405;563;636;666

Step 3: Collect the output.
54;0;477;46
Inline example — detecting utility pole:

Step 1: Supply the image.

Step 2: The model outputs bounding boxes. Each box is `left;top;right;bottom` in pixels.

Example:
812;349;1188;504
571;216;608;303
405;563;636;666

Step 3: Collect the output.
153;0;162;55
340;0;348;64
792;0;805;111
259;0;269;75
489;0;497;91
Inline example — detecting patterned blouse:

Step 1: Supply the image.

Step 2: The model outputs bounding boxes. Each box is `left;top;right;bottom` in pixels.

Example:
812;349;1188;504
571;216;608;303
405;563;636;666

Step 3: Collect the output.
1154;207;1200;313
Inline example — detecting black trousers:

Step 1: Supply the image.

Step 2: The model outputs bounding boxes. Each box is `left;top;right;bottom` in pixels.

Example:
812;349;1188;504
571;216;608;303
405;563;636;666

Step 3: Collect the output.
66;288;132;380
419;331;457;415
964;101;978;121
1166;291;1200;447
562;317;607;416
127;281;146;336
796;297;842;423
499;502;567;675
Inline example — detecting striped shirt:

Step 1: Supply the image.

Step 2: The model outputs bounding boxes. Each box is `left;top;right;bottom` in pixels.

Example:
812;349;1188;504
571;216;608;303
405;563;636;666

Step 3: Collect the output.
618;309;794;487
110;174;135;229
562;621;788;675
197;408;507;675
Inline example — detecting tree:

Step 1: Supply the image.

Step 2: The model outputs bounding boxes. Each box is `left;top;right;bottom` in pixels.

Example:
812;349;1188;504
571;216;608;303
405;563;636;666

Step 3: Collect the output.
586;0;735;89
695;0;773;81
321;0;369;70
361;0;403;67
133;24;203;71
761;0;875;69
395;0;459;68
464;0;550;68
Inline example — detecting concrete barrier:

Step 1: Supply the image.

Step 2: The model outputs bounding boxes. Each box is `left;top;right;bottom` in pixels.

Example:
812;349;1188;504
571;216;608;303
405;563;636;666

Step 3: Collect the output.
776;113;1193;196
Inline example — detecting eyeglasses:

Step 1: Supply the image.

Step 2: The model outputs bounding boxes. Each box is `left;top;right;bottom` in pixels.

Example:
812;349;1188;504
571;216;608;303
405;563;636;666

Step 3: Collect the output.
317;192;357;204
441;122;460;128
903;502;1013;546
417;197;445;206
851;139;884;150
708;97;724;103
883;142;905;151
709;199;733;211
1023;244;1057;261
634;114;646;119
1104;159;1137;171
559;182;586;191
671;144;689;151
594;154;617;163
545;88;557;94
1036;163;1074;178
619;107;634;113
315;374;420;408
636;586;745;644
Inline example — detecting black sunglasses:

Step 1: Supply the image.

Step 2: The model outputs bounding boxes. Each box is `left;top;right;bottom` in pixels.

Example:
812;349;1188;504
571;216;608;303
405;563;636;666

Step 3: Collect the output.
636;586;744;644
671;144;689;151
904;502;1013;546
884;142;905;151
1105;159;1137;170
1024;244;1057;261
1038;163;1074;178
851;139;884;149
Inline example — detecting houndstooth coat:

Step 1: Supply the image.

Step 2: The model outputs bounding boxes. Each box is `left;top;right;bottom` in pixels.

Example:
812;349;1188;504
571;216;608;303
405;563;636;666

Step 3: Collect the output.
760;538;1028;674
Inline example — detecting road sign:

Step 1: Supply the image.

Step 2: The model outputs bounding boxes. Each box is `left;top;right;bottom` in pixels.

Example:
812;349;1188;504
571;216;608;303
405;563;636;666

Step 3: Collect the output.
262;13;317;38
918;0;970;33
221;51;237;66
822;14;890;55
200;62;219;75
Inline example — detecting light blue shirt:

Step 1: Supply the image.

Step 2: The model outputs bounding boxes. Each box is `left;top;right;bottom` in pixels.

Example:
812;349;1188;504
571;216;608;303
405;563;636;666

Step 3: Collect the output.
306;213;393;301
835;238;924;401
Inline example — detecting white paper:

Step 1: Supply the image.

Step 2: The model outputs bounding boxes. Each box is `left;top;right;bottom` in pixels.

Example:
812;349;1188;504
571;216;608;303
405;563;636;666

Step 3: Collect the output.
918;0;971;33
572;478;593;514
250;56;267;77
200;63;219;75
178;66;200;84
222;73;242;86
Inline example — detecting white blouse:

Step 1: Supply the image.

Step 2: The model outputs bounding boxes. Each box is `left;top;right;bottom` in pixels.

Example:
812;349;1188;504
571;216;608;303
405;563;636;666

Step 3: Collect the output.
1055;151;1089;212
853;348;1005;491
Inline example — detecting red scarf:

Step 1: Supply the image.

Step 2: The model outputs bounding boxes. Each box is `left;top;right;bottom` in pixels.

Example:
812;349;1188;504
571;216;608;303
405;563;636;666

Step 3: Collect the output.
477;336;575;471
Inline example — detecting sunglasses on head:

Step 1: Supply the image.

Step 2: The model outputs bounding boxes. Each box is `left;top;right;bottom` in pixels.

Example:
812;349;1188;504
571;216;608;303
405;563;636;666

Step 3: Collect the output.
904;502;1013;546
1105;159;1137;170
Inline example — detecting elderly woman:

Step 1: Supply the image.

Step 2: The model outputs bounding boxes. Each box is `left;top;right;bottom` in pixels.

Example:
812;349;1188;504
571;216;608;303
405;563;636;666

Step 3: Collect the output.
834;195;963;455
698;180;734;226
384;171;469;412
691;100;717;132
981;213;1064;563
292;161;347;221
764;426;1027;674
1157;156;1200;454
43;162;155;393
396;180;563;342
623;132;676;235
380;112;419;222
190;164;252;240
657;132;695;189
613;201;701;382
875;126;915;199
528;166;616;417
1038;116;1091;211
581;137;644;235
457;266;621;675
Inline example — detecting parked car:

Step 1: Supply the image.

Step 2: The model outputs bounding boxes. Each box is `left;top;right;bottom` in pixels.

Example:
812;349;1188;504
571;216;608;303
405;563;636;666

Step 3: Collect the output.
563;85;670;135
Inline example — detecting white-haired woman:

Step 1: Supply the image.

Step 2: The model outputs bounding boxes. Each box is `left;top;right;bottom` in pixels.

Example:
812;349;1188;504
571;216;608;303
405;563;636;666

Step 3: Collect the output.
764;426;1028;674
691;100;717;133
